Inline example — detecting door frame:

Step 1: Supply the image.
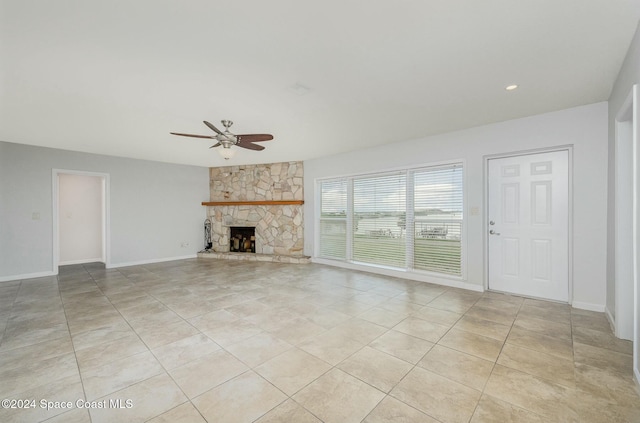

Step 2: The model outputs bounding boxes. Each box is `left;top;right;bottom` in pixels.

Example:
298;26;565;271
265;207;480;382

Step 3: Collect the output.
613;88;636;340
483;146;574;303
614;85;640;386
52;169;111;271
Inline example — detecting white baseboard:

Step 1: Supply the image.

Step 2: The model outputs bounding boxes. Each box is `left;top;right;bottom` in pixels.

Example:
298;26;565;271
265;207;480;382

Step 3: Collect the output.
59;258;104;266
605;306;615;331
0;255;199;281
107;254;197;269
0;270;58;283
572;301;606;312
311;257;483;293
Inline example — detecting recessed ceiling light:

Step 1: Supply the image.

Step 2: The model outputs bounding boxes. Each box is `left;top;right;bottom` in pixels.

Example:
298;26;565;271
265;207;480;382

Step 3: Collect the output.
505;84;519;91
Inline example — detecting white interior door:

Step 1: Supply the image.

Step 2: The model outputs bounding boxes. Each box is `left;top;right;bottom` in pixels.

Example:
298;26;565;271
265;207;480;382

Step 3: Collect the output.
488;150;569;302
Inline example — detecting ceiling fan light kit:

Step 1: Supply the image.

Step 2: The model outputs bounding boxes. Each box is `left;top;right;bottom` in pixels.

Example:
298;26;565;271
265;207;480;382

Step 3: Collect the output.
218;146;236;160
170;120;274;160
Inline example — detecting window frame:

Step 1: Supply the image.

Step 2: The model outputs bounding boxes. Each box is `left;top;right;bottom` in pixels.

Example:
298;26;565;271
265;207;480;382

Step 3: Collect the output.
315;159;467;281
317;178;349;261
351;170;407;269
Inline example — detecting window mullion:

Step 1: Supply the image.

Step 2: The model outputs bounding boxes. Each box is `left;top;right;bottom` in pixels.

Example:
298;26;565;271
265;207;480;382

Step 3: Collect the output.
346;178;354;261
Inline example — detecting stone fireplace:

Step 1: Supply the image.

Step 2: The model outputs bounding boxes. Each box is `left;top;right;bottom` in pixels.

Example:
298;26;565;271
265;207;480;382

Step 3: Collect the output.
198;161;309;263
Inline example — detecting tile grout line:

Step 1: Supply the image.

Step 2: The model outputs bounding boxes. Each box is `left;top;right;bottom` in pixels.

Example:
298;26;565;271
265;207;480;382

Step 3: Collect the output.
478;298;579;422
375;291;478;423
320;285;463;423
0;280;22;350
57;265;94;422
467;295;524;423
9;260;633;423
67;264;189;421
99;263;210;423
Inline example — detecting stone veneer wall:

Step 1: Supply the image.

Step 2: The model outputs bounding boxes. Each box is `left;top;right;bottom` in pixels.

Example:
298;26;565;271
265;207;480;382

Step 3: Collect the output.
208;161;304;256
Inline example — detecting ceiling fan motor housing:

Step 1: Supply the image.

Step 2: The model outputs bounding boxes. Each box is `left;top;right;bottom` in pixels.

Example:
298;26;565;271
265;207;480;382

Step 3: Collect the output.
220;137;236;148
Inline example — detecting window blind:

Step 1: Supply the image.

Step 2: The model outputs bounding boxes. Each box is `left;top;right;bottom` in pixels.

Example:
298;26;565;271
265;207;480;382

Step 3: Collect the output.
352;173;406;268
412;165;463;275
319;179;347;259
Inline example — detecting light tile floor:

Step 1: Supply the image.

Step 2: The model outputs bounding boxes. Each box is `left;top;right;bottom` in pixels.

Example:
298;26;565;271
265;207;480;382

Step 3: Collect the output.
0;259;638;423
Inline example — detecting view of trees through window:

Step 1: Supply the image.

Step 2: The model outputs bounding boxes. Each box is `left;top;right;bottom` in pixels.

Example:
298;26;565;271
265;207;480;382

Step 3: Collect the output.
319;164;463;276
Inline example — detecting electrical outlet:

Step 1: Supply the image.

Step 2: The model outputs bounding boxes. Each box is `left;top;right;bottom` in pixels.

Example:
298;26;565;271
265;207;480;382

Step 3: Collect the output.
180;242;189;248
32;212;40;220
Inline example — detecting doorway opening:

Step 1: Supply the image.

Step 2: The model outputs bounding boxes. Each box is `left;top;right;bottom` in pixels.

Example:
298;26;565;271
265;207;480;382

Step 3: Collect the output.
53;170;110;270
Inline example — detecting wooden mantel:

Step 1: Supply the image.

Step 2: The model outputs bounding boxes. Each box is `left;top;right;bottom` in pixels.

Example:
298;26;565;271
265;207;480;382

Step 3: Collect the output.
202;200;304;206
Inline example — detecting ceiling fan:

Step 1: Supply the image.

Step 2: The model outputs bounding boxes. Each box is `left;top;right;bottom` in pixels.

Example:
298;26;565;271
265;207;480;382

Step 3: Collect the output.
170;120;273;159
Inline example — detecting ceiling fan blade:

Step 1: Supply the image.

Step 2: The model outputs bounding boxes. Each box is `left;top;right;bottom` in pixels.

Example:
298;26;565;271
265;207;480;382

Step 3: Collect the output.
209;142;222;149
203;121;224;135
237;142;265;151
170;132;215;139
237;134;274;143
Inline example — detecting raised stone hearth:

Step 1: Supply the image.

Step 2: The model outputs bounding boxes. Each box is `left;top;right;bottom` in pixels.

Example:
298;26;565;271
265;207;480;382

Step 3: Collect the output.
197;250;310;263
203;161;308;262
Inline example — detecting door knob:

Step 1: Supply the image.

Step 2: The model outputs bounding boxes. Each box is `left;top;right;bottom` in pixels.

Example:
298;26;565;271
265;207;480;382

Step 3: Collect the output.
489;229;500;235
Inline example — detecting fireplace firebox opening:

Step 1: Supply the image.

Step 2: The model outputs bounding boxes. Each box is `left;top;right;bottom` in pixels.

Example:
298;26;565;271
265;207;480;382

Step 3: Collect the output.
230;227;256;253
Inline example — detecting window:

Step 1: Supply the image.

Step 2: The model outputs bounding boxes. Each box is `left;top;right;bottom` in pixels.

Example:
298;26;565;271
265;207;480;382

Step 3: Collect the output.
353;172;406;267
317;162;464;277
319;179;347;259
413;165;463;275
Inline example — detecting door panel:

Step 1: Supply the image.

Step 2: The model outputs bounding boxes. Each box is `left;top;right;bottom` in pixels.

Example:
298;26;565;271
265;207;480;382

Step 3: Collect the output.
501;238;519;277
488;150;569;302
502;183;520;224
531;181;551;224
531;239;551;281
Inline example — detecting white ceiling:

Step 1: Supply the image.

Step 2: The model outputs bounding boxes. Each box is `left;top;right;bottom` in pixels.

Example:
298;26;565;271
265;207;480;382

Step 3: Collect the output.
1;1;639;167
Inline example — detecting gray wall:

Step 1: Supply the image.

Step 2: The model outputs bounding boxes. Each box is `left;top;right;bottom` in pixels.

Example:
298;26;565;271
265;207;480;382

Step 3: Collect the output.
304;102;608;310
606;23;640;319
0;141;209;280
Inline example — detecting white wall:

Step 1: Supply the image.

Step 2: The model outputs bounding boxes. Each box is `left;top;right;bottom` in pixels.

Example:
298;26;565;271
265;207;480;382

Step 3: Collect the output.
0;141;209;280
58;173;104;264
607;24;640;320
304;102;608;310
